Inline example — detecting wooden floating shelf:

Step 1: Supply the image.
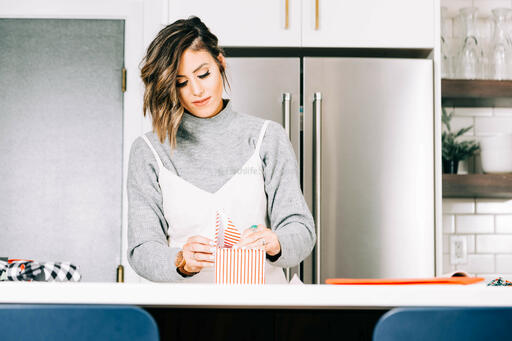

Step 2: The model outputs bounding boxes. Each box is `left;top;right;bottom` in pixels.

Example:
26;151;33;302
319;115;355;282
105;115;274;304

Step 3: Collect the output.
443;174;512;198
441;79;512;107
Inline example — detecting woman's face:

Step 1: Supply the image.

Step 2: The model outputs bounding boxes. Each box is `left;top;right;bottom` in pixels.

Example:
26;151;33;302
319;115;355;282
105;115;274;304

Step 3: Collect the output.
176;48;226;118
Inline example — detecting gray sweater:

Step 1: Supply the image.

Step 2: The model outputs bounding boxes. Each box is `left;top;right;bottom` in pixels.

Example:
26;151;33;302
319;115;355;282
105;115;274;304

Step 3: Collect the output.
127;100;316;282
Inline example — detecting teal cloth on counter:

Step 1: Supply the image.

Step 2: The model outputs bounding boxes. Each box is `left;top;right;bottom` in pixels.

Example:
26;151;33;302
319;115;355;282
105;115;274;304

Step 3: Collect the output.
487;277;512;286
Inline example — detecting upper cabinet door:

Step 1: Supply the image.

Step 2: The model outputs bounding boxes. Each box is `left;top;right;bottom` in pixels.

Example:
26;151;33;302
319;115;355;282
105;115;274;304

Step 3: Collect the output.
301;0;435;48
168;0;301;47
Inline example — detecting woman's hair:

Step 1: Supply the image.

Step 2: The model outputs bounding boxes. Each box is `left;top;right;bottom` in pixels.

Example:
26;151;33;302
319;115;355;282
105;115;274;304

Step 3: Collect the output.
140;16;229;150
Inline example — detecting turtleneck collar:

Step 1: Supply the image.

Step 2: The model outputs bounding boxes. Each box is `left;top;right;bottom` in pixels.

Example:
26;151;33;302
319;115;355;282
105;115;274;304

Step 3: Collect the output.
180;99;234;134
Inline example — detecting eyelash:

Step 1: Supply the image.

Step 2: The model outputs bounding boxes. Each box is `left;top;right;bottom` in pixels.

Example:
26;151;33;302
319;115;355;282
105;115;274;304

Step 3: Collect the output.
176;71;210;88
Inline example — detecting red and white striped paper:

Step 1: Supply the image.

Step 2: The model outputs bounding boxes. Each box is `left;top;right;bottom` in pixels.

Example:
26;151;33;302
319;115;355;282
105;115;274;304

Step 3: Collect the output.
214;212;241;248
215;248;265;284
214;210;265;284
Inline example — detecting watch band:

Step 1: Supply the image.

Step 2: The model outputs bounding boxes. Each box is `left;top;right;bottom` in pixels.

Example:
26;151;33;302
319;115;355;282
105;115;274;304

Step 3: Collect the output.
176;265;198;277
175;250;199;277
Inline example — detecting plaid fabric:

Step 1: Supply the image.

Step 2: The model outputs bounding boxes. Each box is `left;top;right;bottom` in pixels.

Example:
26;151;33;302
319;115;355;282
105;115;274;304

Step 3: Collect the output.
487;277;512;286
0;259;81;282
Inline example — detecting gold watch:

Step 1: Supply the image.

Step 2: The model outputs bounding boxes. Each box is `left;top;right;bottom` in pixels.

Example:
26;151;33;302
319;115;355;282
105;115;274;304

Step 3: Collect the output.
175;250;198;277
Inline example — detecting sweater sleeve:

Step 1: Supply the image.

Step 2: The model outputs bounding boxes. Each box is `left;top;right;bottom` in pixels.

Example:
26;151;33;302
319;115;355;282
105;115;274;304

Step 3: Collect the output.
126;137;186;282
261;121;317;268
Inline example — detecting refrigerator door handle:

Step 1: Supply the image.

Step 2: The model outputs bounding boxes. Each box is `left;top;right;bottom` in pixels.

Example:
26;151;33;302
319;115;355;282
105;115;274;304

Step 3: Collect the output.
313;92;322;284
282;92;291;281
282;93;291;140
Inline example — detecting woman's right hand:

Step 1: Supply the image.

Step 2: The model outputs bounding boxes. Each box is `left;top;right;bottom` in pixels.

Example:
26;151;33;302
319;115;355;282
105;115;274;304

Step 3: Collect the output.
182;235;216;273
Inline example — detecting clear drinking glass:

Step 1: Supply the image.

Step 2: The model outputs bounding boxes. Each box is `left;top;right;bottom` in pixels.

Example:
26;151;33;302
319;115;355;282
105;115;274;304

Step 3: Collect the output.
478;16;492;79
488;8;512;80
456;7;484;79
441;7;453;78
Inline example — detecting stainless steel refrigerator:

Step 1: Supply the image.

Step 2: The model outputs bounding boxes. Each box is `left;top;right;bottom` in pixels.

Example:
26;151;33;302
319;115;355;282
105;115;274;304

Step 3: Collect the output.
224;56;435;284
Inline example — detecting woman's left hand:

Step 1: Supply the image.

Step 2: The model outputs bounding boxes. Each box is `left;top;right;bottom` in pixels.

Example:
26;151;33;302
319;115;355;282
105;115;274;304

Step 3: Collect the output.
234;224;281;256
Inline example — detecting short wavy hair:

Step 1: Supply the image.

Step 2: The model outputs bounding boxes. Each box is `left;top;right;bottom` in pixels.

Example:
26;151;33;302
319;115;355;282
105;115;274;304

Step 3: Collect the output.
140;16;230;150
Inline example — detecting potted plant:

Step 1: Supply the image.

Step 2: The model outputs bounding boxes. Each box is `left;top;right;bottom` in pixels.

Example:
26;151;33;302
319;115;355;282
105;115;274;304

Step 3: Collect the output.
442;107;480;174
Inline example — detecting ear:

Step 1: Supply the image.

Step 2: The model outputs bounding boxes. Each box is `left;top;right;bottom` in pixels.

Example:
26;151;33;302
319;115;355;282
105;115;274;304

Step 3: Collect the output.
217;53;227;69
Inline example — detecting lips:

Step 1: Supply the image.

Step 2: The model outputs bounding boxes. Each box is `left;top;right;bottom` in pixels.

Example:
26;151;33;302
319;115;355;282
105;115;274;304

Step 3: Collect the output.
193;96;211;105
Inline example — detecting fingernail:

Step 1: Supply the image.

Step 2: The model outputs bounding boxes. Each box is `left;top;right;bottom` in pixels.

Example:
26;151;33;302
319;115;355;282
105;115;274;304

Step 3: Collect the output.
209;255;215;260
209;241;216;246
210;247;216;253
250;225;258;229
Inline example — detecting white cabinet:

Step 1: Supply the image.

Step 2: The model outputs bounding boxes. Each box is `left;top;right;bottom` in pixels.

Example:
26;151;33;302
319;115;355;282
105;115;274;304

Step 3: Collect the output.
301;0;435;48
168;0;435;48
168;0;301;47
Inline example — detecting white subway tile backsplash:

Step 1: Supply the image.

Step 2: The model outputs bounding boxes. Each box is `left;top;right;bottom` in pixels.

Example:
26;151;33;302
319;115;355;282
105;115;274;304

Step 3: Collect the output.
458;136;480;143
496;215;512;233
475;117;512;135
443;214;455;233
442;253;455;274
444;117;474;136
453;107;493;117
475;274;512;282
461;254;495;274
493;108;512;116
477;235;512;253
467;234;476;253
443;199;475;214
476;199;512;214
443;235;450;253
445;234;476;254
456;215;494;233
496;255;512;273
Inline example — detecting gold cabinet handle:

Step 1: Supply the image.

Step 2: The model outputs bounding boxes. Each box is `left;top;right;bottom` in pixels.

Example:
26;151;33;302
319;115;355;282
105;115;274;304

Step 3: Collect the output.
315;0;319;30
285;0;289;29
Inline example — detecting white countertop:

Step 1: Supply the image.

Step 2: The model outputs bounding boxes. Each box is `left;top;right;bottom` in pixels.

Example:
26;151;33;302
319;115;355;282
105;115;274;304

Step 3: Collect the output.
1;282;510;309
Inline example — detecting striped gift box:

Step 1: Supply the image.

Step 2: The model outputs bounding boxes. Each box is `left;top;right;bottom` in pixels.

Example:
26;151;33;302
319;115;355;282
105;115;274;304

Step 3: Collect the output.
215;248;265;284
214;210;265;284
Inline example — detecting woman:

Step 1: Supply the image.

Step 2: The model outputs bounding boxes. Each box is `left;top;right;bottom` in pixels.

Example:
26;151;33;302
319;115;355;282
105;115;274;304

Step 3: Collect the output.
127;16;315;283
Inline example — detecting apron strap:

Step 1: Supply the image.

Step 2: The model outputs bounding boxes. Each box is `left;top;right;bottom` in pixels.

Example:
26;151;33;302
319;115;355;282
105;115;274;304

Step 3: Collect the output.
255;120;270;154
141;135;163;173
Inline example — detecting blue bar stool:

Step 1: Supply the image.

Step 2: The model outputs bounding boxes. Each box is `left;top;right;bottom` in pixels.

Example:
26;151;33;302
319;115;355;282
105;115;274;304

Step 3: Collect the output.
373;307;512;341
0;304;159;341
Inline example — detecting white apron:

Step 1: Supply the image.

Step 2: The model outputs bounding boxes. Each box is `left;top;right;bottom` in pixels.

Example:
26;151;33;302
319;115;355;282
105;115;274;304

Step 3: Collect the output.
142;120;287;283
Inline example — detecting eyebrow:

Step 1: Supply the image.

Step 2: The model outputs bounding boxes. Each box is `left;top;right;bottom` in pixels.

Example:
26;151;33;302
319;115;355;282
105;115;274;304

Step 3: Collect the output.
176;63;209;77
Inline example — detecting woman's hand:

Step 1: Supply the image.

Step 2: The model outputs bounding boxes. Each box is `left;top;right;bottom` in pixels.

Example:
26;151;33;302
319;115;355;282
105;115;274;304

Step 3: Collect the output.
234;225;281;256
182;235;216;273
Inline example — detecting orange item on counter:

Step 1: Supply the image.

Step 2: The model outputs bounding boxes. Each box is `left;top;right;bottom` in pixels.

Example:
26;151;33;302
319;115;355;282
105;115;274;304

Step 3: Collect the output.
325;277;485;285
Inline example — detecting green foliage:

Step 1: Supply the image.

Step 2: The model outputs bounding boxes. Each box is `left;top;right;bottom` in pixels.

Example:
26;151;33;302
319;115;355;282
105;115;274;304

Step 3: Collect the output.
442;107;480;161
